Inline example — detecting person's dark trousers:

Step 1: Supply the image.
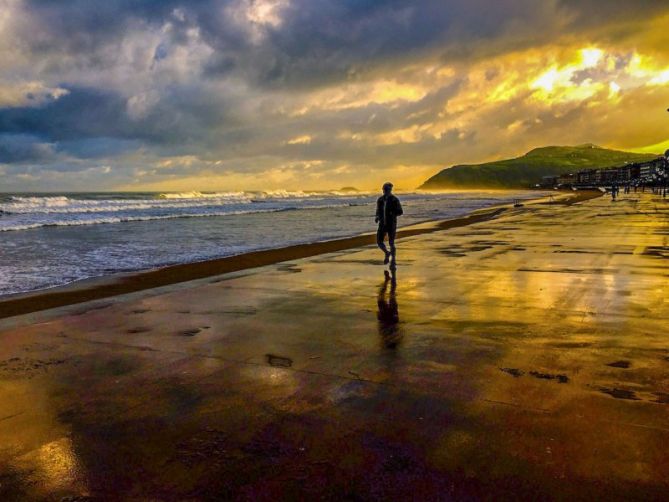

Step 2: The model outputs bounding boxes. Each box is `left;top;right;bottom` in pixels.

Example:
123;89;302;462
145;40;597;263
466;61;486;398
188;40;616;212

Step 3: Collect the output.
376;222;397;257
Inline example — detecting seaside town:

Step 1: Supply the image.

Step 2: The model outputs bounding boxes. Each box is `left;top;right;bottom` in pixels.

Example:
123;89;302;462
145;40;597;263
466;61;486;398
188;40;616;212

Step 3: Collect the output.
539;150;669;191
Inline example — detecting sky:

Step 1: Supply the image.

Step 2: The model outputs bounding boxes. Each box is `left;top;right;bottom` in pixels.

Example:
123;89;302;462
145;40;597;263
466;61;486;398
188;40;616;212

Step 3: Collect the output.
1;0;669;192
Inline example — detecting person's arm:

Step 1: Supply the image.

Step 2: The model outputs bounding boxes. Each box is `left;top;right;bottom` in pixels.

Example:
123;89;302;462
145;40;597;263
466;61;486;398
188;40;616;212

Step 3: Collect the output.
375;198;382;223
395;197;403;216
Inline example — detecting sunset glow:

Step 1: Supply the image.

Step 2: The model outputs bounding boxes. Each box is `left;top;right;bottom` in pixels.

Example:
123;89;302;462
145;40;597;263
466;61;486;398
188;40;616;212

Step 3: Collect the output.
1;1;669;191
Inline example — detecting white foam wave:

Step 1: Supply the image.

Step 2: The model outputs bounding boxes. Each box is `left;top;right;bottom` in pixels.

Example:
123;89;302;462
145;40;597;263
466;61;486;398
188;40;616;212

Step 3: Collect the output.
0;202;360;232
158;191;248;199
158;189;373;200
2;195;253;214
0;208;287;232
1;191;373;215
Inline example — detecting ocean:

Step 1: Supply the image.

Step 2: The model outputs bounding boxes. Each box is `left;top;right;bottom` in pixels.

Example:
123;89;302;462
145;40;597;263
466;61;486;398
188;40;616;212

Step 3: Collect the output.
0;190;542;297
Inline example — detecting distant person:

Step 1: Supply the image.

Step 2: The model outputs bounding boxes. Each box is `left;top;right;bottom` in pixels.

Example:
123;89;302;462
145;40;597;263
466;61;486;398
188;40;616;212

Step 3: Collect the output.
375;182;403;268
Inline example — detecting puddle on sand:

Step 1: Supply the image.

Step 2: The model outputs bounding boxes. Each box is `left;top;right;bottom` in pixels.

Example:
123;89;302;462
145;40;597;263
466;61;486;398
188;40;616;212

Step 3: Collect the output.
266;354;293;368
606;360;631;368
598;387;640;400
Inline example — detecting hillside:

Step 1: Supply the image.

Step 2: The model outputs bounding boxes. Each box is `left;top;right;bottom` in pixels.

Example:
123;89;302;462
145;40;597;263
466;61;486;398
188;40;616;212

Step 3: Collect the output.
419;144;660;189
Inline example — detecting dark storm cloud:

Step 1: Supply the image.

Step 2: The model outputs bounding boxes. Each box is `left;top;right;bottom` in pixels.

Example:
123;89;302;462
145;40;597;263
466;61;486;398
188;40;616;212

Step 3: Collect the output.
3;0;669;189
56;138;142;159
0;85;235;155
0;134;56;163
20;0;668;89
0;88;130;141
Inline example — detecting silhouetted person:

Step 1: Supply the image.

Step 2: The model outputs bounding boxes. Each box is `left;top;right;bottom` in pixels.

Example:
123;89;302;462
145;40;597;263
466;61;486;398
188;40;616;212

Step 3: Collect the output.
377;269;402;349
375;182;403;268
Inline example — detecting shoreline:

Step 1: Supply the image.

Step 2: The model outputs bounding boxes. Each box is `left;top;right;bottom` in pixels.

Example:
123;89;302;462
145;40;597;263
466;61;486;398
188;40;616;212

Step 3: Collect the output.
0;190;600;319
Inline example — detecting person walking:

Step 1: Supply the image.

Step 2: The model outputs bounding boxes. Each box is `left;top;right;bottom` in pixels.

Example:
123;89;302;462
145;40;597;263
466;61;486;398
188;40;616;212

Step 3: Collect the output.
375;182;403;268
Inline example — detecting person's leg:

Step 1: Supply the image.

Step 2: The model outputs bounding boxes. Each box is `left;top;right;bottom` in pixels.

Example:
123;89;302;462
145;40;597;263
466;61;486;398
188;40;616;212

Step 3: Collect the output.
376;224;388;254
388;223;397;260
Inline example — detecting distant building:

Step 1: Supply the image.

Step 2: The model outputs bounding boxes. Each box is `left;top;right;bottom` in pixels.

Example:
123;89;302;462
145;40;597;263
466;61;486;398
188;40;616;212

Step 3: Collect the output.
557;173;576;187
540;156;667;188
638;158;666;184
577;169;597;185
539;175;559;188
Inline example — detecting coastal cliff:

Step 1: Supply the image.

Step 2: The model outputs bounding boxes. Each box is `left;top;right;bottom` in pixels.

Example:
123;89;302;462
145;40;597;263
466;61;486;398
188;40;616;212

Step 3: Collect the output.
420;144;658;189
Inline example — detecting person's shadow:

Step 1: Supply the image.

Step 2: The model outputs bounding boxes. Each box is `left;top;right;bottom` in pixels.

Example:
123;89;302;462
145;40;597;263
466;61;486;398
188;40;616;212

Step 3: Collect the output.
377;269;402;349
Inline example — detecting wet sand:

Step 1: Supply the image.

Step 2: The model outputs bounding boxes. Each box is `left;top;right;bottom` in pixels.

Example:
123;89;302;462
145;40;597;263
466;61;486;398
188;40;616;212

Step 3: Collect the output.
4;190;669;500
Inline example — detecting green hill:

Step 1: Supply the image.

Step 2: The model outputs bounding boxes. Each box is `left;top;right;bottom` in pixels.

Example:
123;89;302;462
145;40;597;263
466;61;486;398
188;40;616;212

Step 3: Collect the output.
419;144;660;189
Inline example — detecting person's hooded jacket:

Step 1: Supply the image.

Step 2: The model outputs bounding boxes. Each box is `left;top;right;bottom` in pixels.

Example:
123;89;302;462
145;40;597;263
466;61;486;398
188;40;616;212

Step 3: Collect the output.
376;194;403;226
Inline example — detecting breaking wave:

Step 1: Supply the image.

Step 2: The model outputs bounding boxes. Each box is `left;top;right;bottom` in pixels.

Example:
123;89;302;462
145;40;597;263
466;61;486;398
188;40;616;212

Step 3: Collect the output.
0;191;369;232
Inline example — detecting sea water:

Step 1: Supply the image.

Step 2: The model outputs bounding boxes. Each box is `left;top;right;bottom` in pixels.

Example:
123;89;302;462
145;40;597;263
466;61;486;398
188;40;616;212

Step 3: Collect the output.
0;190;542;296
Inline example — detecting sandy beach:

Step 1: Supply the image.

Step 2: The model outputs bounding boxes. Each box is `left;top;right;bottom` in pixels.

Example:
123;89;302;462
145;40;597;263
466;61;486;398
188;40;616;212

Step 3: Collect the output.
1;190;668;499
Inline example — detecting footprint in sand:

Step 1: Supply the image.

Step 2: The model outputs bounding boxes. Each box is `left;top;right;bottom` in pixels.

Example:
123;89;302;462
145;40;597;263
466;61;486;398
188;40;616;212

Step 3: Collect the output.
127;327;151;334
266;354;292;368
179;328;201;336
529;371;569;383
499;367;524;377
606;360;631;368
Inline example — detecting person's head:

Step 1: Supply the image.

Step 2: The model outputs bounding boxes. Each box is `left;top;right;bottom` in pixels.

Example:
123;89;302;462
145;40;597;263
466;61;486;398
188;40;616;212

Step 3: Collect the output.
382;182;393;195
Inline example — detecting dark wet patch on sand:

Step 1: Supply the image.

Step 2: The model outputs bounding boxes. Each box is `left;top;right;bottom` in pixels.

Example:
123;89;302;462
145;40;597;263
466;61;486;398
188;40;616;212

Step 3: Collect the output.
451;230;496;237
500;367;568;383
266;354;292;368
467;245;494;252
127;327;151;334
471;240;508;246
598;387;640;400
0;357;66;378
643;246;669;258
653;392;669;404
529;371;569;383
277;263;302;273
606;360;631;368
500;367;524;377
518;267;613;274
179;328;201;337
131;308;150;314
221;307;257;316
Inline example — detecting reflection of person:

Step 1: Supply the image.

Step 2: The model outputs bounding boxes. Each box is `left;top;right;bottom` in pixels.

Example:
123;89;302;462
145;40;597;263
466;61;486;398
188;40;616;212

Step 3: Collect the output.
375;182;403;269
377;269;402;349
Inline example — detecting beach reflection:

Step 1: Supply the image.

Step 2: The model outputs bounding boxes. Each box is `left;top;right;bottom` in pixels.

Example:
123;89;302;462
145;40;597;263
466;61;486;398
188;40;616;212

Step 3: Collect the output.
377;269;402;348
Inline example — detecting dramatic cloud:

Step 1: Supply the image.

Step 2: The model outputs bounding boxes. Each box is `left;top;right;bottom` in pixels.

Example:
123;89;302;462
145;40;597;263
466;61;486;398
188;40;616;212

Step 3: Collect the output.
1;0;669;191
